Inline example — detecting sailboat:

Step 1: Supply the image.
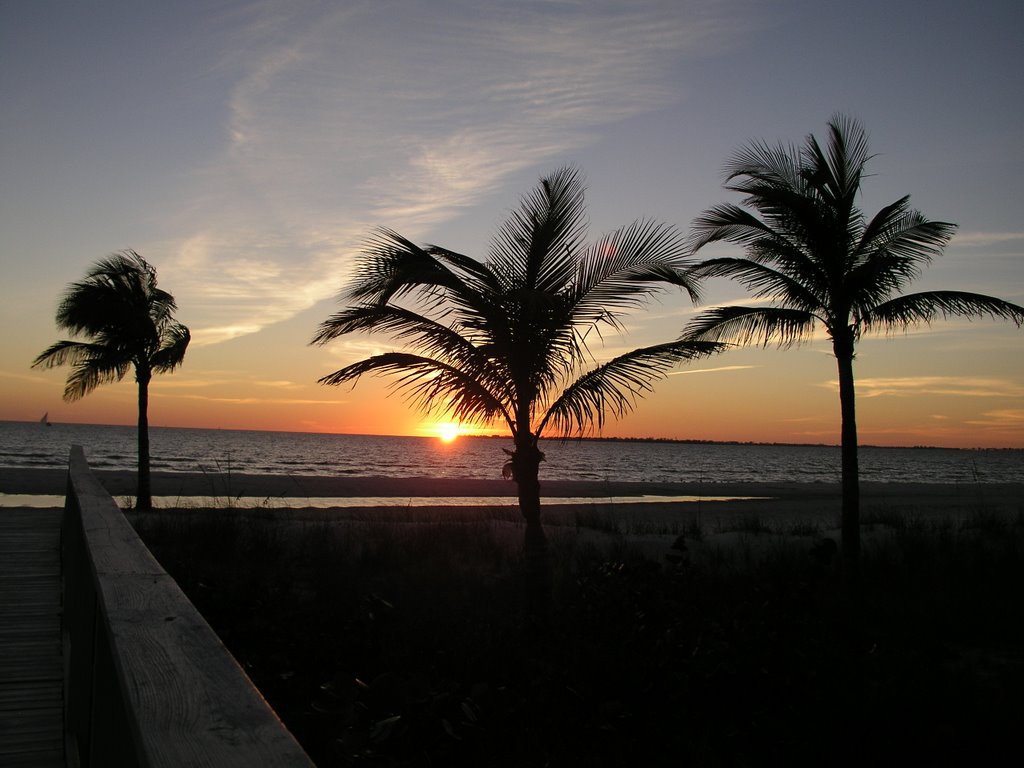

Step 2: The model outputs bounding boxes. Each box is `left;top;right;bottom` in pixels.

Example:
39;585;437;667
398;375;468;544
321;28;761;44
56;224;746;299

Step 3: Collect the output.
40;412;52;427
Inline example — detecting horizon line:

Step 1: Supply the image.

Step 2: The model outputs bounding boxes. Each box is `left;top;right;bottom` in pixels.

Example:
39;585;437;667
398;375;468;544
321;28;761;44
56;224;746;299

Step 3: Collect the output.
2;418;1020;452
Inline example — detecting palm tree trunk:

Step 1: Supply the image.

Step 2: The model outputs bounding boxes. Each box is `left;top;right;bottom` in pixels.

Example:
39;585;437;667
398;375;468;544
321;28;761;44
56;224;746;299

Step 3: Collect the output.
136;369;152;511
512;436;547;553
511;434;550;625
834;348;860;580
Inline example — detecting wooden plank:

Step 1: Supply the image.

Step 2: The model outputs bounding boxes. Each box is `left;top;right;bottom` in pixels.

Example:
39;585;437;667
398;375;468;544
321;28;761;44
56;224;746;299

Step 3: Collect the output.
0;752;66;768
0;657;63;683
0;682;62;709
92;571;315;766
0;588;61;603
0;641;62;660
0;619;60;632
0;742;66;765
0;638;62;655
0;709;63;741
0;513;62;528
0;558;58;567
0;585;61;598
64;445;313;768
0;745;65;763
0;507;65;768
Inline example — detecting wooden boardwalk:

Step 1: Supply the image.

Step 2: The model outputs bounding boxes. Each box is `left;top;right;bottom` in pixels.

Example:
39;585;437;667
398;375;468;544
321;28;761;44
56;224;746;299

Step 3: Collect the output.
0;507;65;768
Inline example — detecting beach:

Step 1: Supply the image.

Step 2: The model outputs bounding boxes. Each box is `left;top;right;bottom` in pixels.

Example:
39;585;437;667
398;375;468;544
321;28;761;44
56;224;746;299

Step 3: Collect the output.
3;466;1020;529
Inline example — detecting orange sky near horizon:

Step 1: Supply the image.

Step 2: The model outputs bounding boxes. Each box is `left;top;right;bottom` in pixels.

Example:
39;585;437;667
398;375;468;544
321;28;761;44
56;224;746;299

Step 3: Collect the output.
5;318;1022;450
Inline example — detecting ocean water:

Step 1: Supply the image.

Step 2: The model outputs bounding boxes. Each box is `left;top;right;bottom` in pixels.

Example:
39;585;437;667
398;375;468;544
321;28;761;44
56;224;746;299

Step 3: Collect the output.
2;420;1022;486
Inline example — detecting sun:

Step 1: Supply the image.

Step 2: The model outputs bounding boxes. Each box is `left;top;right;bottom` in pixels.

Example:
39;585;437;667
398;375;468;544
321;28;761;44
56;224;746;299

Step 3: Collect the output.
435;422;461;443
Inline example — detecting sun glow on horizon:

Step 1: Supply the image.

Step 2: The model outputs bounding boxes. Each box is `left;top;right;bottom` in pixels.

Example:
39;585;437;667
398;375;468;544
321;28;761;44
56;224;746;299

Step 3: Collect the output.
434;422;462;443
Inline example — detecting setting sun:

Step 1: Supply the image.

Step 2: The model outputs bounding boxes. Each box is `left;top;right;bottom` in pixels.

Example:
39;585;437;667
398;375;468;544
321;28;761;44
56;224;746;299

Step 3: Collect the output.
435;422;461;443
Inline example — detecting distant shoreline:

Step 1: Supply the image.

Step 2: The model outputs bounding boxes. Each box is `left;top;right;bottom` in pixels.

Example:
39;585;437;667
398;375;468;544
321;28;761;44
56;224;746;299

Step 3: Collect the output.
3;419;1021;452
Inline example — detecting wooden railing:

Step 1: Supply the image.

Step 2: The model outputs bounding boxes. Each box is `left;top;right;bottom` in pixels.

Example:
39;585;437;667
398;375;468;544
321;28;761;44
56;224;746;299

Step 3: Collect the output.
62;446;315;767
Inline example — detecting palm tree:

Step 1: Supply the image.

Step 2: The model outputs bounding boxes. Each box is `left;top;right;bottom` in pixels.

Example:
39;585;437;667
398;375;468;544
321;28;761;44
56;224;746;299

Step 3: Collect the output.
33;251;191;510
681;115;1024;575
312;167;722;558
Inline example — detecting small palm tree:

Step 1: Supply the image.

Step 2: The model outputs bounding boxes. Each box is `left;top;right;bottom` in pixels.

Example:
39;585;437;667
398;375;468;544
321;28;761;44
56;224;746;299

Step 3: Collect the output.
313;167;722;556
682;115;1024;574
33;251;190;510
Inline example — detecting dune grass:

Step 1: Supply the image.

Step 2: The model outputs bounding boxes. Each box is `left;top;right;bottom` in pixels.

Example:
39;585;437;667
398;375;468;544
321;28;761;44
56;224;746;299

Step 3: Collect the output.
130;504;1024;767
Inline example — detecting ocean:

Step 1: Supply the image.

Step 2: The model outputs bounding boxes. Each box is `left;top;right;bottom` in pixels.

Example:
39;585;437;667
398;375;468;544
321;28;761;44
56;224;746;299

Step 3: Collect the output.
2;420;1022;486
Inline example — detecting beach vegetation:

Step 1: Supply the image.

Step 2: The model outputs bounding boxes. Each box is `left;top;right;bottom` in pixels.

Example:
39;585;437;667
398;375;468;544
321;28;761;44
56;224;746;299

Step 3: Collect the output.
132;505;1024;766
32;251;190;509
311;167;723;604
681;115;1024;577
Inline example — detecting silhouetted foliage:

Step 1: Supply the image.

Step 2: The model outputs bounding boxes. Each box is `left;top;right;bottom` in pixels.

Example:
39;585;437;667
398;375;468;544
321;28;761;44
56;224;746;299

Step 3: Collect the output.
682;115;1024;575
33;251;190;509
134;507;1024;766
313;168;722;564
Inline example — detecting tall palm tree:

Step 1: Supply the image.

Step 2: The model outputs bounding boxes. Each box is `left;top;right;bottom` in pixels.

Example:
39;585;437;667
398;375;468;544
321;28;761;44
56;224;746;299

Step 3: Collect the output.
682;115;1024;574
313;167;722;556
33;251;191;510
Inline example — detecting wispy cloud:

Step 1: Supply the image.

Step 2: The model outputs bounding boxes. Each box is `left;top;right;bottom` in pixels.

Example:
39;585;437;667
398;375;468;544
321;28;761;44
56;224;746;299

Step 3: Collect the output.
821;376;1024;399
0;370;49;384
668;364;756;376
169;393;340;406
161;1;749;345
255;380;305;390
153;377;235;389
965;409;1024;427
951;231;1024;247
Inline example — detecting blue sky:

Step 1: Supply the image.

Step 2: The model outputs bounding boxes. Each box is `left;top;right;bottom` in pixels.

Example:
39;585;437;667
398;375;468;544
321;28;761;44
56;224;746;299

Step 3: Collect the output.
2;0;1022;446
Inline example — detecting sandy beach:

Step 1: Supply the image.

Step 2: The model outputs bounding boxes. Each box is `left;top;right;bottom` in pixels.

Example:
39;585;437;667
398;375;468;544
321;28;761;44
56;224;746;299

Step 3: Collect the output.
3;466;1020;528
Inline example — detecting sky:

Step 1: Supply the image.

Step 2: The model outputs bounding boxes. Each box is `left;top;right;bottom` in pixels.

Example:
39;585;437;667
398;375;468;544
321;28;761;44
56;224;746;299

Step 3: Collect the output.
1;0;1022;448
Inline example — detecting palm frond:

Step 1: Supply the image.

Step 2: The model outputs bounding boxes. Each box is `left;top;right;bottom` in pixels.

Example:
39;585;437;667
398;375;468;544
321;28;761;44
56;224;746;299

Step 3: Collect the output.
150;322;191;373
688;203;779;252
686;258;823;310
62;358;131;402
488;166;588;294
802;114;870;206
546;219;701;378
860;207;956;266
424;245;503;294
571;219;695;321
538;339;725;436
853;196;913;261
344;230;507;349
314;303;444;345
681;305;818;347
860;291;1024;333
724;139;804;192
32;340;94;370
312;303;507;388
346;229;476;306
687;200;829;295
33;340;131;401
318;352;511;428
848;214;958;312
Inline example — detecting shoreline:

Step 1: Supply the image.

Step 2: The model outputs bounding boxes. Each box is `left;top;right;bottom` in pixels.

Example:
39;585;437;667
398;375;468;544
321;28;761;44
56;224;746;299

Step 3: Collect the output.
2;467;1021;522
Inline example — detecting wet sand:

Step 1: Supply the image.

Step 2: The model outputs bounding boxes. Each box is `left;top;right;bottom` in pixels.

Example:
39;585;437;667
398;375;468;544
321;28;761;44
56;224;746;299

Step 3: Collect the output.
3;466;1020;525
